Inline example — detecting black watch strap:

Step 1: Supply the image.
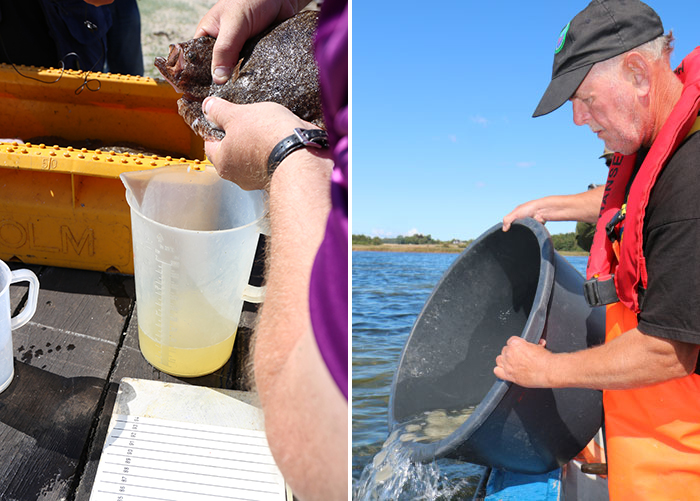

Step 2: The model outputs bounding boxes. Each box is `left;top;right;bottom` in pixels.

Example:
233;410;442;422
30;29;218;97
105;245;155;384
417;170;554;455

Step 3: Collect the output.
267;128;329;178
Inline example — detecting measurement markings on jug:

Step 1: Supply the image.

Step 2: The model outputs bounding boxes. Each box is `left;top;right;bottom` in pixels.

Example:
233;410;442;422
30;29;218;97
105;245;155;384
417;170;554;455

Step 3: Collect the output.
153;252;180;367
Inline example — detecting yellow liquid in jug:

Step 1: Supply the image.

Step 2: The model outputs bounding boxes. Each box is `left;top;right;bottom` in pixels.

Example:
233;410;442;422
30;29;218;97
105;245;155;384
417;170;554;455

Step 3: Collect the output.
138;326;237;377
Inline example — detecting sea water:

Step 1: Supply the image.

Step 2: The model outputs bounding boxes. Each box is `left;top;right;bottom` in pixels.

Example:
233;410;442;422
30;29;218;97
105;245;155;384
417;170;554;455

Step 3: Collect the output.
352;251;485;500
353;407;479;499
354;427;479;500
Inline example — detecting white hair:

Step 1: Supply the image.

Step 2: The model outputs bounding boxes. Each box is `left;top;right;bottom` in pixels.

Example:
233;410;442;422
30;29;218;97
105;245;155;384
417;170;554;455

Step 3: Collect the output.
593;32;674;74
635;32;674;61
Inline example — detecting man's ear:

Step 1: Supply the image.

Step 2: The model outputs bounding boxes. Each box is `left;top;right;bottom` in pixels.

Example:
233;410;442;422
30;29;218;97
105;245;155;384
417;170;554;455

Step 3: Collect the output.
623;52;651;97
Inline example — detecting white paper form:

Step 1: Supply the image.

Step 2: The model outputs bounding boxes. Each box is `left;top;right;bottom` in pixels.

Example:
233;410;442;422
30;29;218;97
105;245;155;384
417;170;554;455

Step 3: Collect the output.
90;415;287;501
89;378;290;501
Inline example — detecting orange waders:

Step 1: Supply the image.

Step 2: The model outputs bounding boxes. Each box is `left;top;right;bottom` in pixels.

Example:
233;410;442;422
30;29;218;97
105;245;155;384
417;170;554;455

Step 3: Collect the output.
604;302;700;500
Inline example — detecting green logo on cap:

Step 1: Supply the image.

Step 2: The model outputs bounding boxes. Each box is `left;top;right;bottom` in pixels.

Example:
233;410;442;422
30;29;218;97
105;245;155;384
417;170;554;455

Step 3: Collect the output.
555;22;570;54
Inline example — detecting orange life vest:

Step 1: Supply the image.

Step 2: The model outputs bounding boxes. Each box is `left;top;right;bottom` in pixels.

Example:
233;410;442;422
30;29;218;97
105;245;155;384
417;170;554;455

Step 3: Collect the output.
586;48;700;500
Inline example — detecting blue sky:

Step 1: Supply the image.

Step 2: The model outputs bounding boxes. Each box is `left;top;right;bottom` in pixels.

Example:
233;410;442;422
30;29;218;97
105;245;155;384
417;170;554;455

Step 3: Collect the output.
351;1;698;241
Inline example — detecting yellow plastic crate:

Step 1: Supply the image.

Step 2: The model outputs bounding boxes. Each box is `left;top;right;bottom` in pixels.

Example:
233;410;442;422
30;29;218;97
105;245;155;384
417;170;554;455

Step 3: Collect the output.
0;64;210;274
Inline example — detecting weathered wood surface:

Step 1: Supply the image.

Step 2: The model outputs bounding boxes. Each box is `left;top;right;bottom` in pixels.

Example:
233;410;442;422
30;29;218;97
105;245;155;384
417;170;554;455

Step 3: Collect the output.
0;262;259;501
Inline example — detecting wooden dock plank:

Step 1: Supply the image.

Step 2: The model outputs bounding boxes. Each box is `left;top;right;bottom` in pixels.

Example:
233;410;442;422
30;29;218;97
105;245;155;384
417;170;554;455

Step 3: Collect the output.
0;362;105;501
12;267;134;378
0;266;135;501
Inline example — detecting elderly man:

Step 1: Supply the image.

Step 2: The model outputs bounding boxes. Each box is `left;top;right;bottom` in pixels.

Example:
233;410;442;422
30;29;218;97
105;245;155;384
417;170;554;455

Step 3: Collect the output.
495;0;700;498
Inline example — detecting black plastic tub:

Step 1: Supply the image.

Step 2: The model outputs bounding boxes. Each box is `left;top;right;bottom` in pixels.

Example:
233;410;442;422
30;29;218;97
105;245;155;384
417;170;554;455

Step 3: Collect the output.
388;218;605;474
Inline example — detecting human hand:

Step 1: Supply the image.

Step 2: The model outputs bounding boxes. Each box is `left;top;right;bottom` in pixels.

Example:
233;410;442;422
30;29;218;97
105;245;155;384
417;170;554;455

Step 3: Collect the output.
194;0;307;84
202;96;320;190
494;337;552;387
502;199;547;232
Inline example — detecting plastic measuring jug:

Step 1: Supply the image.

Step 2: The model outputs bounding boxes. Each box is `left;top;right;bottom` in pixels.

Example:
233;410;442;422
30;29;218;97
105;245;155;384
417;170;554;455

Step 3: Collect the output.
121;165;268;377
0;260;39;393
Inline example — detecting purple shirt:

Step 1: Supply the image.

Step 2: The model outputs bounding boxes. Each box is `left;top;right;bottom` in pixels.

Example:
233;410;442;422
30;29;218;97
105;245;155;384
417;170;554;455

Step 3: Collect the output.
309;0;348;400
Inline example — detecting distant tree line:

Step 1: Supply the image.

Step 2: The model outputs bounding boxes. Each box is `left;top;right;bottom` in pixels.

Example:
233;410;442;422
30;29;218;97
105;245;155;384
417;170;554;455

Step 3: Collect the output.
352;233;443;245
550;232;586;252
395;233;438;245
352;234;383;245
352;233;471;247
353;231;587;253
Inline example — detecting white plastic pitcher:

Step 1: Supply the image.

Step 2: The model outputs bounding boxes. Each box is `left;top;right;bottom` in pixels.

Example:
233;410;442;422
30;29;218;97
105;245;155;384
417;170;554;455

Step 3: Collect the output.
0;260;39;393
121;165;268;377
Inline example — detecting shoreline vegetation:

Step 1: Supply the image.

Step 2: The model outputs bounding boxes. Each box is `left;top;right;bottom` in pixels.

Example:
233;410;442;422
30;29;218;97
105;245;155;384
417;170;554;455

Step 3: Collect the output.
352;231;591;256
352;243;466;254
351;244;588;256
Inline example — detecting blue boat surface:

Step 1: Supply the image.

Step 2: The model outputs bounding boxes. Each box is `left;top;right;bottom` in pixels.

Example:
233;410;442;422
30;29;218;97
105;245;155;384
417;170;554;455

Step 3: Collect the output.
485;468;561;500
479;429;609;501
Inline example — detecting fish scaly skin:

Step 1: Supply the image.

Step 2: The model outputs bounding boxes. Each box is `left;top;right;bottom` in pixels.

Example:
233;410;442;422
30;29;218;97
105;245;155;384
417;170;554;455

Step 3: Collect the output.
154;10;324;141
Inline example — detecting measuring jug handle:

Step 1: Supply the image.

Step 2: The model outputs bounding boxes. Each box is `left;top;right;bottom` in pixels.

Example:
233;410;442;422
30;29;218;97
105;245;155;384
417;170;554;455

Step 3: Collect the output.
242;284;266;304
259;215;271;236
10;269;39;330
241;215;271;304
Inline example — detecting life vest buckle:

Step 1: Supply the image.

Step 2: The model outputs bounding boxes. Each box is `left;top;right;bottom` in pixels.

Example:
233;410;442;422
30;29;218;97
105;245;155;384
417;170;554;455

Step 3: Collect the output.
583;274;619;307
605;208;626;242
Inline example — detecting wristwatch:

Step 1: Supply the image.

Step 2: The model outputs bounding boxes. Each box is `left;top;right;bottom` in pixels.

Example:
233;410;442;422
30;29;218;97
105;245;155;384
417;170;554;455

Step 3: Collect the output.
267;128;329;178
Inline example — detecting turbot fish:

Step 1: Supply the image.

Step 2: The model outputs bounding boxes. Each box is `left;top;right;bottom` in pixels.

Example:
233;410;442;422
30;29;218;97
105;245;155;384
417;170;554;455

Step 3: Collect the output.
154;10;323;141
